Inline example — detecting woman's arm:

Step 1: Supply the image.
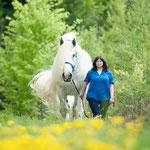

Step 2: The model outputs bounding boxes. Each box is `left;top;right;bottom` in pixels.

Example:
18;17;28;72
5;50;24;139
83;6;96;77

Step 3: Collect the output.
109;83;114;104
80;82;88;99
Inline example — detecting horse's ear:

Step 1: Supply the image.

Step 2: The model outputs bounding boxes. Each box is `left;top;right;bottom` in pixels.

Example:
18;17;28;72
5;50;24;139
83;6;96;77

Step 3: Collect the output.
60;37;64;45
72;38;76;47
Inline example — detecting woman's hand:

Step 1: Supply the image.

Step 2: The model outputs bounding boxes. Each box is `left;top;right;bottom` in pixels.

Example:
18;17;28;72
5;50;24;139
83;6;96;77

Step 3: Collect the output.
80;82;88;100
80;94;84;100
109;84;114;104
109;98;115;104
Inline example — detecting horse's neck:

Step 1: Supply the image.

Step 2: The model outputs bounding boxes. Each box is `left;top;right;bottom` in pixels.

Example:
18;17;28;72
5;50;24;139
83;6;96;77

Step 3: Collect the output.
51;51;65;84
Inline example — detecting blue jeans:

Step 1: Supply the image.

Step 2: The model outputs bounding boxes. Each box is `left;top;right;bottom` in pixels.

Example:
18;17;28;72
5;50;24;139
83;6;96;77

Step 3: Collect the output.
88;98;110;119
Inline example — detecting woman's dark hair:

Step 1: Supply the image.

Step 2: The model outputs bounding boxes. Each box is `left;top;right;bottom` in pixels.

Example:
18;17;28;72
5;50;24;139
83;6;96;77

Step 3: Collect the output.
92;56;108;71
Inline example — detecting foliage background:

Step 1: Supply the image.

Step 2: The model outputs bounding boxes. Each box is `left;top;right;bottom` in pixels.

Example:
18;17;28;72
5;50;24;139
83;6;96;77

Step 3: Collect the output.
0;0;150;121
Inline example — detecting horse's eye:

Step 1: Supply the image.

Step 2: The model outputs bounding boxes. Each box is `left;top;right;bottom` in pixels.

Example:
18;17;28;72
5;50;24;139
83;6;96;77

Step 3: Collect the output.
73;54;75;58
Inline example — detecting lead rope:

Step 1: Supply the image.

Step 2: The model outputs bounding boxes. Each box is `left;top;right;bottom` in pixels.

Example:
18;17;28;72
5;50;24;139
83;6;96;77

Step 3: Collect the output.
72;79;89;118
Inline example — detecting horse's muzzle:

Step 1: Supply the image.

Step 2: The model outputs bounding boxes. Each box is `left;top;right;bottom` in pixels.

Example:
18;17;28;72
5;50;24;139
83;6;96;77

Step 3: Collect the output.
62;72;72;82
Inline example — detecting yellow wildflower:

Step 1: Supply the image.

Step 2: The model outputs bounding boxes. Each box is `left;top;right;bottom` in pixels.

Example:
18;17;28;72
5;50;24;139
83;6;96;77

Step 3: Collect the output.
50;124;64;134
40;128;50;135
111;116;124;125
89;119;104;128
134;122;143;131
125;122;134;129
85;140;117;150
33;135;55;150
7;120;15;126
62;122;72;129
125;122;143;131
108;116;112;119
125;122;143;136
15;125;26;135
73;120;85;128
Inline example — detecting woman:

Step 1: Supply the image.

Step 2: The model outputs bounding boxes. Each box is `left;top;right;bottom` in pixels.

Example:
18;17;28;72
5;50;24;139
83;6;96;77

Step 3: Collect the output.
80;56;114;119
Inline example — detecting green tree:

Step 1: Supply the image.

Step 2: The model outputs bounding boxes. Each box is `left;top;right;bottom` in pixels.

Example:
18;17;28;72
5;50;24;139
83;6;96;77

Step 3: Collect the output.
59;0;111;30
0;0;71;116
78;27;101;60
0;0;26;47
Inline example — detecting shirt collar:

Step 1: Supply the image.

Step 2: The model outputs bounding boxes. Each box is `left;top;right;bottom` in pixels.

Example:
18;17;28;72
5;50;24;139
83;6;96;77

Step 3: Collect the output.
96;68;104;72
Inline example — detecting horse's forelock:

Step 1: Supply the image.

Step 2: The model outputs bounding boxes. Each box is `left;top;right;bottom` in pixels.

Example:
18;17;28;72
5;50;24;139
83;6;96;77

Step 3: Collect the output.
62;32;76;40
60;33;76;46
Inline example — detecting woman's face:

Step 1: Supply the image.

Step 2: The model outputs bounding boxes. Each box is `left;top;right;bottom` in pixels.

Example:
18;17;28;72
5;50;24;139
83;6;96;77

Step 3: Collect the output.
96;58;103;68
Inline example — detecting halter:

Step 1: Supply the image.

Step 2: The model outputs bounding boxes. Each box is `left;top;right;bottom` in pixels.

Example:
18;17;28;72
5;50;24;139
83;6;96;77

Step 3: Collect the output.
65;52;77;72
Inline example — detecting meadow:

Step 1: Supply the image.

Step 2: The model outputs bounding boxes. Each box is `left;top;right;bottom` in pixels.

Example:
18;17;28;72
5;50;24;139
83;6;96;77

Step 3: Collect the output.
0;115;150;150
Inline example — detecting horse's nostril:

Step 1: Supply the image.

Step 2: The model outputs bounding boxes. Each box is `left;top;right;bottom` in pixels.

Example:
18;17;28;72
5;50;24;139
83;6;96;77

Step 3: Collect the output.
62;73;65;79
68;73;72;79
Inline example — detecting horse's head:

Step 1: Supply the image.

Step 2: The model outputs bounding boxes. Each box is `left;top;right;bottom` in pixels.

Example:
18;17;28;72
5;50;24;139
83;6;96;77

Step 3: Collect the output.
59;33;77;82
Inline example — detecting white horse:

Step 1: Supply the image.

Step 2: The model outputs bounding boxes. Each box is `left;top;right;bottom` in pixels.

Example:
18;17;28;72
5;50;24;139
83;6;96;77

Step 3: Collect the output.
30;32;92;120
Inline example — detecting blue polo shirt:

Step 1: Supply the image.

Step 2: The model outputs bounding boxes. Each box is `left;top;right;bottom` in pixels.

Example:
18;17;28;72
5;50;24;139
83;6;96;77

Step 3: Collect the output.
84;69;114;101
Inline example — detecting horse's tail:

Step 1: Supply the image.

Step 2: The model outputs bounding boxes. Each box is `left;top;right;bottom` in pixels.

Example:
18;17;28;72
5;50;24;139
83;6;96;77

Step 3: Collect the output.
29;70;59;103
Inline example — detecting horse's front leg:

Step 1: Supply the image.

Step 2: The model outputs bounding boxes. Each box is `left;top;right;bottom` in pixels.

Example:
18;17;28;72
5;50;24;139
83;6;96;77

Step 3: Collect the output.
72;95;84;119
59;99;70;120
58;90;70;120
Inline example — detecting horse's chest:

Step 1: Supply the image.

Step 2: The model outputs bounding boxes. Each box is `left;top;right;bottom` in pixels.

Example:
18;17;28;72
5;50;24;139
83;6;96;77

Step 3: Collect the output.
58;82;82;95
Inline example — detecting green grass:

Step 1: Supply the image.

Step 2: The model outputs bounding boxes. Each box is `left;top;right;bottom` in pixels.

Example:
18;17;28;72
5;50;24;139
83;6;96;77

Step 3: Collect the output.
134;125;150;150
0;113;64;127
